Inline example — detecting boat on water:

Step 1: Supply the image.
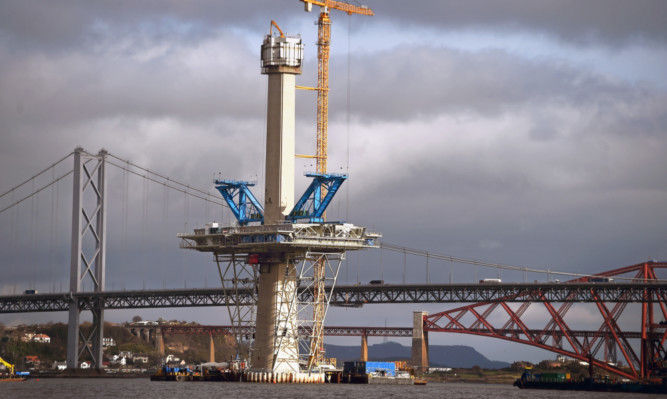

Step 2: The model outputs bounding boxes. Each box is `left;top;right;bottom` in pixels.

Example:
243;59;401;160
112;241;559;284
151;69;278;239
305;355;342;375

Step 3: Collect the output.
150;362;245;382
341;361;415;385
150;365;192;381
1;376;28;382
1;356;29;382
514;369;667;394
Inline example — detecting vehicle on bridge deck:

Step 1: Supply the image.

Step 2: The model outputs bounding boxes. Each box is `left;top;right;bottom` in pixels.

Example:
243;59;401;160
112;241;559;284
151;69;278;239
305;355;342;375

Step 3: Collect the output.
589;277;613;283
479;278;502;284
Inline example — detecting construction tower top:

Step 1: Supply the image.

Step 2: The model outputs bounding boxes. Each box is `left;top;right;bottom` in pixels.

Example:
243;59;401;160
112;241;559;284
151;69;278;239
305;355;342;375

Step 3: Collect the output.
261;22;303;74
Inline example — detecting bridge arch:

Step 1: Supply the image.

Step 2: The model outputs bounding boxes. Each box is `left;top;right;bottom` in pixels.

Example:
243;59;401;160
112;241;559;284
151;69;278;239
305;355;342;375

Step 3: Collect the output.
423;261;667;381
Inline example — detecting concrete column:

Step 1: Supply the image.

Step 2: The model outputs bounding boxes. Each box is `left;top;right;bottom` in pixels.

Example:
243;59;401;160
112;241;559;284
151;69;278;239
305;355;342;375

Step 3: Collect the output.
155;327;164;354
264;72;297;224
209;334;215;363
411;311;429;372
252;262;298;372
360;332;368;361
255;29;303;374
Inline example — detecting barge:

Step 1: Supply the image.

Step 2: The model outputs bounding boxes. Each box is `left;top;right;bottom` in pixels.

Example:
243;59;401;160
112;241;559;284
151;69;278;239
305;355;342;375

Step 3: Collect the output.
514;369;667;394
340;361;414;385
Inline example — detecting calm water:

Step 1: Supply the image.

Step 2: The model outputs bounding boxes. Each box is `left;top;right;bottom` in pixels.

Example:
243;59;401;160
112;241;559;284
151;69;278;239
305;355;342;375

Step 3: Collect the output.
3;380;665;399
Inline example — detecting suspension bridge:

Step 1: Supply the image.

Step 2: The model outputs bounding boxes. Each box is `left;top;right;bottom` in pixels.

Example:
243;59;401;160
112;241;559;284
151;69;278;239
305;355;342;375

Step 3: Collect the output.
1;148;666;380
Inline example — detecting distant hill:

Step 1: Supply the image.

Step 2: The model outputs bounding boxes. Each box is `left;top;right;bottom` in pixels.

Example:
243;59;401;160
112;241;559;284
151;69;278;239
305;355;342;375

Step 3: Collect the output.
324;341;510;369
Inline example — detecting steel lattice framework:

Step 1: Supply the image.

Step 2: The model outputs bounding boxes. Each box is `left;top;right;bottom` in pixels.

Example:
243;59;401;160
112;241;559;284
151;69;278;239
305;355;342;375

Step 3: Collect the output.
213;253;258;360
160;324;413;338
2;282;667;313
424;261;667;381
157;324;654;340
67;148;107;370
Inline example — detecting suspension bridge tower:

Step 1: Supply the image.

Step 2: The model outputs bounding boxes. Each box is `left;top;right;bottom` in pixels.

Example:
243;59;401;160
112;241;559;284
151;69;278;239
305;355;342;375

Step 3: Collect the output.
178;22;380;380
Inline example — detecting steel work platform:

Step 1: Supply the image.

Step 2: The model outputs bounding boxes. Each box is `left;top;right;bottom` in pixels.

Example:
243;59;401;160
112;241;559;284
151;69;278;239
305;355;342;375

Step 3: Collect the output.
178;222;380;255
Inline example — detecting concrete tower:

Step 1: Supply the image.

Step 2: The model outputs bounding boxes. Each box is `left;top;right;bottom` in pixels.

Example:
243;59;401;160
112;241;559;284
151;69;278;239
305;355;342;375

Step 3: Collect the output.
253;31;303;372
178;24;380;381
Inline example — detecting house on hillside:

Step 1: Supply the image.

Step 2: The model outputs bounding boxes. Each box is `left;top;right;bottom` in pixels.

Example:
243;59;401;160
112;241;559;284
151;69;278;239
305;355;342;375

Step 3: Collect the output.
133;354;149;364
32;333;51;343
103;337;116;348
119;350;133;360
21;333;36;342
24;356;40;368
80;361;91;369
52;361;67;371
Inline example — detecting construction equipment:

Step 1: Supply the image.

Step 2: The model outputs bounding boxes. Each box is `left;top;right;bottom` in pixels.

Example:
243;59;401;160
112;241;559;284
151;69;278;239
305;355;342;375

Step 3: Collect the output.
300;0;373;176
299;0;374;369
0;356;15;375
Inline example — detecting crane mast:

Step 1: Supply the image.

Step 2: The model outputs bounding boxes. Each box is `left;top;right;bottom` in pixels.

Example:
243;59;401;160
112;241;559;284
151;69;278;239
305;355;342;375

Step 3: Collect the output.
301;0;373;369
316;11;330;176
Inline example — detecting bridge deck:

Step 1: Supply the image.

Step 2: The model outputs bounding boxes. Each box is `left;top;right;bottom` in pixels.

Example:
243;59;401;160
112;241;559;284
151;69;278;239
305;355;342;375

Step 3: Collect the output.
1;283;665;313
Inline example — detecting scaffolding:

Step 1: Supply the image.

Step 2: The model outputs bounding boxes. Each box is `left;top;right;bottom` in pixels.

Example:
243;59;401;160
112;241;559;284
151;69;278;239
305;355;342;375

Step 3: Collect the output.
179;222;379;372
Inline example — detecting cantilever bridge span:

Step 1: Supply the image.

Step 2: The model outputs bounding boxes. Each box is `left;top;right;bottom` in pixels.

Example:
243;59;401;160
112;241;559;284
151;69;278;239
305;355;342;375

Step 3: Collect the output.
424;261;667;381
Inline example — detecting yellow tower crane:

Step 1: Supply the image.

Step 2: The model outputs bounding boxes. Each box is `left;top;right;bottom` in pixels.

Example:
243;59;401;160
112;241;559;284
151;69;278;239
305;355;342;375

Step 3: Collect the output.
298;0;374;369
300;0;373;176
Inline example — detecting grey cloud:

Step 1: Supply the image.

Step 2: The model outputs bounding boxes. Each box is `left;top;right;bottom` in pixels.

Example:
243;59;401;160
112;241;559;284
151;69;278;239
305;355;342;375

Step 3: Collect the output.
3;1;665;53
0;0;297;51
0;38;264;131
333;46;659;125
375;0;667;47
1;0;666;352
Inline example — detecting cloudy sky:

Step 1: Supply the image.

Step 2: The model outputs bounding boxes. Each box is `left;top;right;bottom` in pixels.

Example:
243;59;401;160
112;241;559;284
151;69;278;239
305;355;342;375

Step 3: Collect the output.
1;0;666;363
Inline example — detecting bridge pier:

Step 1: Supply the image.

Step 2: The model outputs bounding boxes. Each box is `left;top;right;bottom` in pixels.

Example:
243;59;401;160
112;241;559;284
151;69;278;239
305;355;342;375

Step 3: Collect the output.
156;327;164;354
209;334;215;363
360;331;368;361
411;311;429;372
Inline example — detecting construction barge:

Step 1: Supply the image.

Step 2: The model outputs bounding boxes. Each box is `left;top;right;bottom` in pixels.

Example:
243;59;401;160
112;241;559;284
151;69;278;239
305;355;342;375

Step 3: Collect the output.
0;356;29;382
514;369;667;394
151;360;416;385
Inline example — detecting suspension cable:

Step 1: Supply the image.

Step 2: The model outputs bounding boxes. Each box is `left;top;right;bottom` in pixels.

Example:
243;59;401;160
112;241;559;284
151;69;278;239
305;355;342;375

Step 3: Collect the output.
0;152;73;200
106;152;225;206
105;159;226;208
0;170;73;214
380;242;662;282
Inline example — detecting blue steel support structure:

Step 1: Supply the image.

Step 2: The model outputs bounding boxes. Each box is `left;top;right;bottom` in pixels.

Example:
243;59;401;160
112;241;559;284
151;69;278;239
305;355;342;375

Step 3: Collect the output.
216;173;346;225
215;180;264;226
287;173;347;223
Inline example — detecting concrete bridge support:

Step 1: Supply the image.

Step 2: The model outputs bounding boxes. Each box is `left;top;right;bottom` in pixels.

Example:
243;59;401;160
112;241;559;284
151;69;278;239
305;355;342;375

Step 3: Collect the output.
209;334;215;363
252;35;302;373
360;332;368;361
156;327;164;354
411;311;429;372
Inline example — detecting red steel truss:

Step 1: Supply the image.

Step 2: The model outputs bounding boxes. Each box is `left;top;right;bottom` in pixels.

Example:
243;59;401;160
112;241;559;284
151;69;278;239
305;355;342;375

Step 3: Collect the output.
424;261;667;381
